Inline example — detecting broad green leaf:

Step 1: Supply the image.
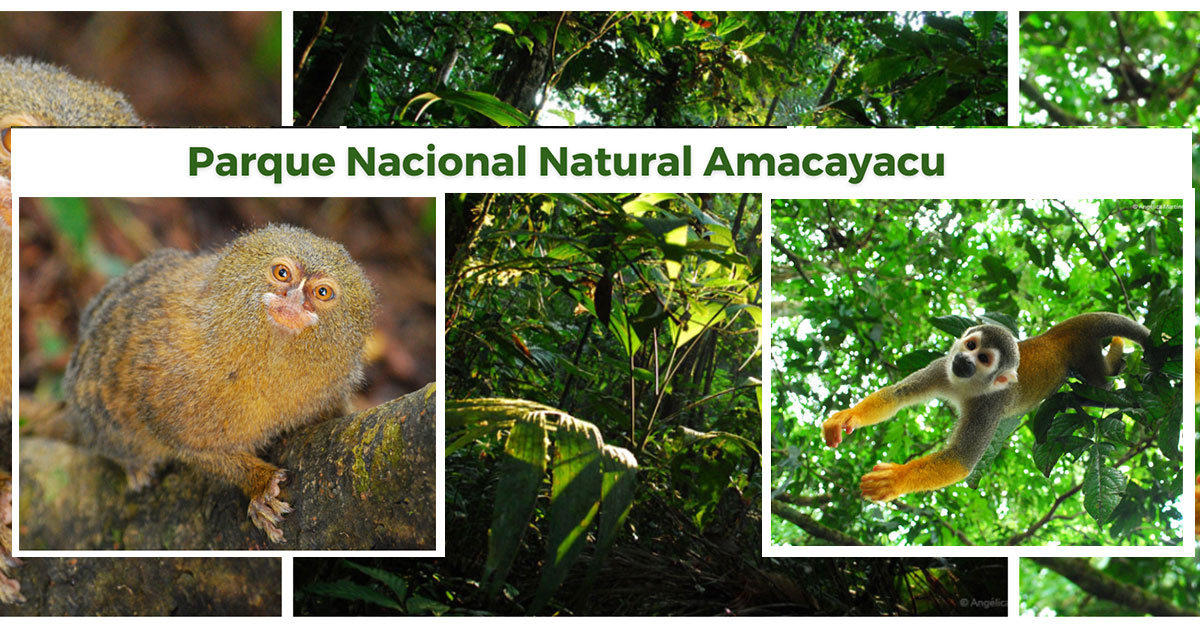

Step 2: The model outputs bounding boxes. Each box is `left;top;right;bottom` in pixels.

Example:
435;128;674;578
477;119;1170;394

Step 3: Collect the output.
929;315;976;337
582;445;638;592
826;98;875;126
664;224;687;279
859;56;910;88
1082;449;1127;523
342;561;408;602
925;15;974;43
403;90;530;126
974;11;998;38
531;417;604;612
482;415;549;599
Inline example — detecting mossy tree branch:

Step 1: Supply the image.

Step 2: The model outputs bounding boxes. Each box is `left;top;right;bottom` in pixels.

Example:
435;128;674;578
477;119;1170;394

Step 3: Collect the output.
18;384;437;551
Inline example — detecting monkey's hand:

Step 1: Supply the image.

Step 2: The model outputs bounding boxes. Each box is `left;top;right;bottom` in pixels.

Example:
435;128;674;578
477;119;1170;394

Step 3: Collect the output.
860;462;908;502
248;469;293;544
1;472;25;605
860;453;969;502
822;409;861;447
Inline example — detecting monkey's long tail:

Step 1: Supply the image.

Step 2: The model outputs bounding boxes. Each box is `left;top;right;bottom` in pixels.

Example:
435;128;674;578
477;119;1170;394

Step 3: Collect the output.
1073;312;1151;347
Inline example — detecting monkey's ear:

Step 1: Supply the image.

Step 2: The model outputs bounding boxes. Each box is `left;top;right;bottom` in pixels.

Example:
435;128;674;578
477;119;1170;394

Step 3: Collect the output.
990;369;1018;390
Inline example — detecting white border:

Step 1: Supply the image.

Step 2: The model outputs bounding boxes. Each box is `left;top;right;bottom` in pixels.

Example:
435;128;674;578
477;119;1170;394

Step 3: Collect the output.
2;5;1199;622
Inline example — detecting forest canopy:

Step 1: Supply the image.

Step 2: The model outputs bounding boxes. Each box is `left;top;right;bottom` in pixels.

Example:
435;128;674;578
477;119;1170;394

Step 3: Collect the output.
1020;11;1200;129
294;11;1006;127
770;199;1183;547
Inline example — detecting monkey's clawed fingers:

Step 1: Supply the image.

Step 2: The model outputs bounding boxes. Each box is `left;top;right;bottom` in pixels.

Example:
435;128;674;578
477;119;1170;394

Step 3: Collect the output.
822;410;857;448
248;469;293;544
859;463;905;502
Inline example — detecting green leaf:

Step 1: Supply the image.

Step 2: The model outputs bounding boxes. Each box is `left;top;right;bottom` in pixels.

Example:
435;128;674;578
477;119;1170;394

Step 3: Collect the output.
493;22;515;35
929;314;976;337
1082;449;1127;523
973;11;998;38
664;224;687;279
859;56;910;88
826;98;876;126
582;446;638;592
406;595;451;615
482;415;549;599
531;417;604;612
403;90;530;126
925;15;974;43
305;580;403;611
342;561;408;602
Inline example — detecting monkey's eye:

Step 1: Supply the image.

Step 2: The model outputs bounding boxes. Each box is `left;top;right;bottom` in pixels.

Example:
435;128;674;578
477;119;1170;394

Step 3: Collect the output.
1;127;11;152
313;283;335;301
979;353;991;365
272;264;291;282
965;339;977;351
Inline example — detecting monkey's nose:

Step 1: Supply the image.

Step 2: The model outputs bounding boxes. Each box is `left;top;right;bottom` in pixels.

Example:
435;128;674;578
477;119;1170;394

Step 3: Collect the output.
952;354;975;378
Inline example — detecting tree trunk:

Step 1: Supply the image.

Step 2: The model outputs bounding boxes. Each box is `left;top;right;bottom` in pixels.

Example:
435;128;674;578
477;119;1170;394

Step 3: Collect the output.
294;12;380;126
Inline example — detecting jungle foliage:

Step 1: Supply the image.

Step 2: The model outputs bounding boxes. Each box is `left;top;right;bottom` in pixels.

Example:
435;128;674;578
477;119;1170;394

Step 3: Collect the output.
1019;12;1200;184
294;11;1006;127
771;199;1184;547
292;193;997;616
1020;557;1200;616
440;192;762;613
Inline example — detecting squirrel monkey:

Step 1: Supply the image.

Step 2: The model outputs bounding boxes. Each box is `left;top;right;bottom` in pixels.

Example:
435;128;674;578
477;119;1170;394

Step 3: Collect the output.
823;312;1150;502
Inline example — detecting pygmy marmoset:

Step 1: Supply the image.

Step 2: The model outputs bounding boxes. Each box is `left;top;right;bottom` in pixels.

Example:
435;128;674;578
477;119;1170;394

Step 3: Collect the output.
3;54;144;602
65;224;376;543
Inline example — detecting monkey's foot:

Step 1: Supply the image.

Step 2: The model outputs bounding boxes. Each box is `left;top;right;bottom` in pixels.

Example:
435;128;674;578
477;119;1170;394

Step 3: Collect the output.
248;469;292;544
860;462;907;502
822;409;859;448
123;463;158;492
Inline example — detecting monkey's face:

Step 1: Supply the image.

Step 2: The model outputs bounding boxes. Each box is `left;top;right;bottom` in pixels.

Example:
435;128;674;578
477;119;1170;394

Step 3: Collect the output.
215;224;376;347
260;255;342;335
946;325;1019;392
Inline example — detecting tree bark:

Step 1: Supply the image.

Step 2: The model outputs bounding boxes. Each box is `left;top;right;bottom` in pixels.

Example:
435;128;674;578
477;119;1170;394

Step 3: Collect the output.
0;558;281;616
1031;557;1198;617
19;384;437;551
294;12;380;126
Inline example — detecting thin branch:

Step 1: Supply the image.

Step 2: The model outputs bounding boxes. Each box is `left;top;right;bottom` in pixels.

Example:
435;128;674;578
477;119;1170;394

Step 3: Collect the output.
1057;200;1136;315
1019;78;1088;126
528;12;632;126
771;500;866;546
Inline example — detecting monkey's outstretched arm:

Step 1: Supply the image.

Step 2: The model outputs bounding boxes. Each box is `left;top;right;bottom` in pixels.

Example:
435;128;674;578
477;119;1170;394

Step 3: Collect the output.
822;359;947;448
860;394;1005;501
